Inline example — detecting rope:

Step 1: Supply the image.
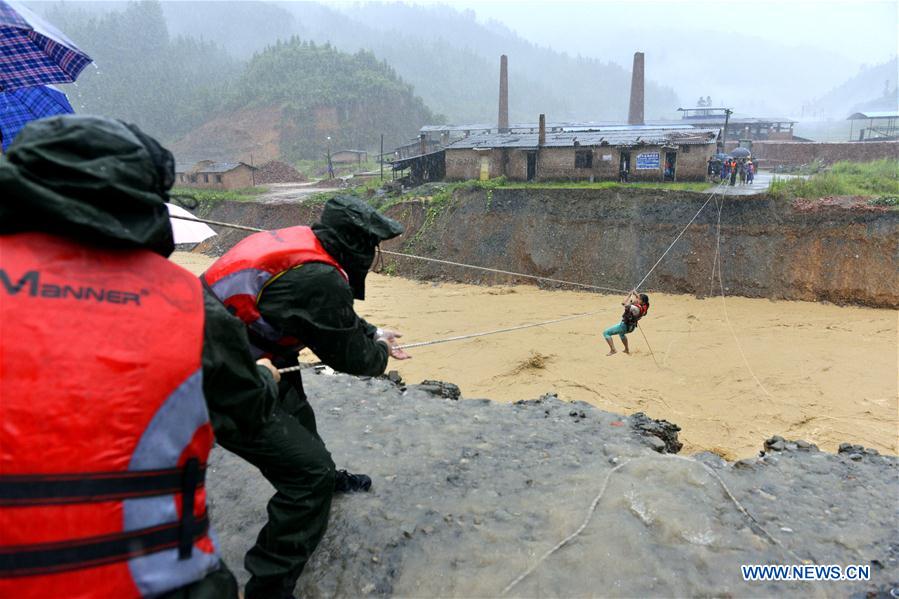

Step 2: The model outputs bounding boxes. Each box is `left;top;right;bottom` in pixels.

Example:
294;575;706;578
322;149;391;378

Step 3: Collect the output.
379;250;630;294
710;197;774;399
500;453;798;596
170;214;265;233
170;214;628;293
633;180;726;292
276;309;603;374
637;325;660;368
172;183;722;361
499;460;628;596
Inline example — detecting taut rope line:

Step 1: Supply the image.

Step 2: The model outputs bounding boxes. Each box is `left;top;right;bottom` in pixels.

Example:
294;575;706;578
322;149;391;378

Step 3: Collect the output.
632;180;726;292
168;214;629;294
710;195;774;399
378;250;630;294
274;309;605;374
170;182;723;372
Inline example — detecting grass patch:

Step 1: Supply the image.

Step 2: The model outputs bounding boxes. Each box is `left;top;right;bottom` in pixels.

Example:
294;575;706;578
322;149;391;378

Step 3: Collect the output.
170;186;267;202
498;180;710;192
770;159;899;200
294;158;383;180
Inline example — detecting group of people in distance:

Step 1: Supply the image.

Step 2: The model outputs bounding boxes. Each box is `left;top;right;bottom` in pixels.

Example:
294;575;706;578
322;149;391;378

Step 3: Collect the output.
0;115;652;598
709;155;755;186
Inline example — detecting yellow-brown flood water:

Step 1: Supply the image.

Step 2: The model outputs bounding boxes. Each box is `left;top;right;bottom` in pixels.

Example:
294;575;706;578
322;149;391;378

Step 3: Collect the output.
174;252;898;459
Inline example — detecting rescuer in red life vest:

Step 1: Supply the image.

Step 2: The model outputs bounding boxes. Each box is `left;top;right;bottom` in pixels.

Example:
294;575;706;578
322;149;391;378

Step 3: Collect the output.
202;195;409;599
0;115;282;599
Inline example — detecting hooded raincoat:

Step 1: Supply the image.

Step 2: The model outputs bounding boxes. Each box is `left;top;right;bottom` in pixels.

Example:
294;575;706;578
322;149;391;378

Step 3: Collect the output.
0;116;280;597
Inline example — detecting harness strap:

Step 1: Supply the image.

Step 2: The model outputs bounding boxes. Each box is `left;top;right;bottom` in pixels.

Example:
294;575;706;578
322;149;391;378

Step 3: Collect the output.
201;270;298;359
178;458;200;559
0;466;206;507
0;513;210;578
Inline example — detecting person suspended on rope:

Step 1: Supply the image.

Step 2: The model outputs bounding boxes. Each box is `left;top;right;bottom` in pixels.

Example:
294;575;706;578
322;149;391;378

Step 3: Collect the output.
602;291;650;356
201;195;409;599
0;115;282;598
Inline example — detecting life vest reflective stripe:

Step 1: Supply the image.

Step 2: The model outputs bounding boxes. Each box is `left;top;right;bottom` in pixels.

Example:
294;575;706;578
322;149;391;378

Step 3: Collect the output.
0;232;220;598
202;226;347;358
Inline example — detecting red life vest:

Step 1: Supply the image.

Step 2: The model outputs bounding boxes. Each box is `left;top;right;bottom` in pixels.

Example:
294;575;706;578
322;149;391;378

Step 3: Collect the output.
0;232;220;598
202;226;347;358
622;302;649;331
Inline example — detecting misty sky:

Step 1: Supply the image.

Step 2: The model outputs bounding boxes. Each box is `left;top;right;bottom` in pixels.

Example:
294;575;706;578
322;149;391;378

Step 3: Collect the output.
325;0;897;114
448;0;898;67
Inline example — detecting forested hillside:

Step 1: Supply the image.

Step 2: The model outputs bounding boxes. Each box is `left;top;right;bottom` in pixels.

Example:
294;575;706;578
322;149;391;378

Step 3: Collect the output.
33;1;439;160
231;39;440;159
43;1;239;142
162;1;681;123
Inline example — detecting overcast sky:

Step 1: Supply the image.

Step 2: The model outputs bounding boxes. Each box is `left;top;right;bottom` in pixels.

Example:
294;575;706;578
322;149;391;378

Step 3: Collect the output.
420;0;897;68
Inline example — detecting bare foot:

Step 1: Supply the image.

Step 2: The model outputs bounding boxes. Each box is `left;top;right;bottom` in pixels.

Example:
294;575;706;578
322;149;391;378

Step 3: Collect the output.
606;350;616;356
623;349;630;354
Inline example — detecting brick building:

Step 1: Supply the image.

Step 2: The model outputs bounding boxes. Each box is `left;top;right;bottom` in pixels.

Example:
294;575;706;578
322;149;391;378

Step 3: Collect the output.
444;126;719;182
331;149;368;165
175;161;257;190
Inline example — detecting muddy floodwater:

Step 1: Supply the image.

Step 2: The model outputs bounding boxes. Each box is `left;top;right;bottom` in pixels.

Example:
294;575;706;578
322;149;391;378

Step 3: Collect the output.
174;252;897;459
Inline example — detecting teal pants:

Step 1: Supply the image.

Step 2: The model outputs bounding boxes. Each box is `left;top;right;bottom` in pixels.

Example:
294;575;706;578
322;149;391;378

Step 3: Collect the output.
603;321;629;341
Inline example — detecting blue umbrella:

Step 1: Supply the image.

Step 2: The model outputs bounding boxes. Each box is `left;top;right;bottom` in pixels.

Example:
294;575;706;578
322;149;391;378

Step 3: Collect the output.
0;84;73;151
0;0;92;91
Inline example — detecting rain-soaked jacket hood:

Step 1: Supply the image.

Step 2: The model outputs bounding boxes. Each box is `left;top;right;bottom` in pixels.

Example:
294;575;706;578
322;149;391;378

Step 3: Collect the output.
0;114;176;257
312;195;404;300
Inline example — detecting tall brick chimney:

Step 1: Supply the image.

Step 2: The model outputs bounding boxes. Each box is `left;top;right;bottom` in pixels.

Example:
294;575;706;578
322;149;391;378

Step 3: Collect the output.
627;51;645;126
498;54;509;133
538;113;546;146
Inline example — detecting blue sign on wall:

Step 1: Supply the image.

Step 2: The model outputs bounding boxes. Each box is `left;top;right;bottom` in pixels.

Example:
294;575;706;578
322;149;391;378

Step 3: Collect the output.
636;152;660;170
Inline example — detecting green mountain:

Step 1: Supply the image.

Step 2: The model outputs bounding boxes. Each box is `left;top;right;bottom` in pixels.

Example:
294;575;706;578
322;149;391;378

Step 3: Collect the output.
32;1;440;160
161;1;681;124
231;38;441;160
41;1;240;142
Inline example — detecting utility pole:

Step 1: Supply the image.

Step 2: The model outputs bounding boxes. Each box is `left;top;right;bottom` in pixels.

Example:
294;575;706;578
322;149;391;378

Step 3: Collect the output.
380;133;384;181
326;136;333;180
720;108;733;153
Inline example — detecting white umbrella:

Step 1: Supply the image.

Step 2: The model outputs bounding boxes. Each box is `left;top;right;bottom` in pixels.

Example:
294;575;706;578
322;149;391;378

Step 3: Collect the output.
166;203;216;244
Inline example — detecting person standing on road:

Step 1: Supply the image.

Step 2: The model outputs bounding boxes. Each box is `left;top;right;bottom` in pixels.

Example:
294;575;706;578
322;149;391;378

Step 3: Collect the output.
202;195;410;599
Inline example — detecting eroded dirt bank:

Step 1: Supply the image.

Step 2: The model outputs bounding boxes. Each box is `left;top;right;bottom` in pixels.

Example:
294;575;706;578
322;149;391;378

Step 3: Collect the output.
189;187;898;307
207;372;899;598
385;187;899;308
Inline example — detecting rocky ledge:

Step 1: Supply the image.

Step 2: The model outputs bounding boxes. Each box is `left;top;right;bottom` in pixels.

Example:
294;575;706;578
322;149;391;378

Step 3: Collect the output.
207;372;898;598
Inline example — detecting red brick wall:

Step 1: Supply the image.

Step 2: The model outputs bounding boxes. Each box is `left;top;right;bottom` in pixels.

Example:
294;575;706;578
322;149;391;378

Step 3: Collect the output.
446;144;715;181
726;140;898;167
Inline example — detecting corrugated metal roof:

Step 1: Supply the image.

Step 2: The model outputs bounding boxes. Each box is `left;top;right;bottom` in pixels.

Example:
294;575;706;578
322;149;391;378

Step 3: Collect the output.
421;122;695;133
446;128;719;150
847;111;899;120
651;117;796;126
